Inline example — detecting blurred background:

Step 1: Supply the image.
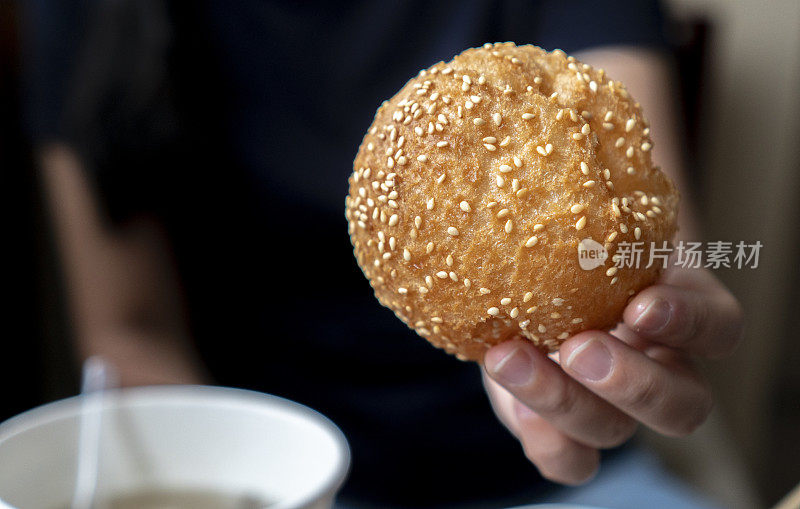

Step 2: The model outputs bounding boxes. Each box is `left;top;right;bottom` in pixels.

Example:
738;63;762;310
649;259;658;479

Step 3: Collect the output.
2;0;799;508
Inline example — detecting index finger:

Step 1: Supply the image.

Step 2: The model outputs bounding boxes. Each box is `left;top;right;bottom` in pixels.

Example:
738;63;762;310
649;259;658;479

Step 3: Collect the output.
623;281;743;359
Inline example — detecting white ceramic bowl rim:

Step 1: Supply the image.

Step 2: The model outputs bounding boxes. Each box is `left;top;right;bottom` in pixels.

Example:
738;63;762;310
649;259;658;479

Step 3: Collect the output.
0;385;351;509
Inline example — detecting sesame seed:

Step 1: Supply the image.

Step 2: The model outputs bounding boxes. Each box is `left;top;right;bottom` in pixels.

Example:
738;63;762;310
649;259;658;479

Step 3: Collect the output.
610;276;619;285
583;180;596;188
382;252;391;260
496;175;505;187
419;286;428;294
523;292;533;302
520;319;531;328
546;143;553;154
403;249;411;261
536;146;547;156
479;287;491;295
607;231;618;242
417;154;427;162
504;220;514;233
460;201;471;212
497;208;510;218
522;113;535;120
513;156;523;167
436;271;448;279
551;312;561;319
397;287;407;294
464;278;471;288
437;141;449;148
484;143;497;151
625;118;635;132
570;204;585;214
449;271;458;282
414;215;422;228
533;223;545;231
615;136;625;148
580;161;590;175
538;324;547;333
510;307;519;318
556;109;565;121
483;136;497;143
575;216;587;230
626;166;635;174
626;146;634;158
425;275;434;287
499;136;511;147
388;214;399;226
572;133;584;140
426;242;434;253
427;198;435;210
557;332;570;340
581;124;591;135
470;95;481;103
511;179;520;192
473;118;485;126
620;223;628;233
431;317;443;323
603;122;614;130
572;318;583;324
634;227;642;240
516;188;529;198
446;254;453;266
606;267;618;277
387;157;394;168
487;307;500;316
487;201;497;208
612;202;621;217
525;236;538;247
447;226;459;236
641;142;652;151
436;173;446;184
500;297;512;305
527;306;537;314
492;113;502;126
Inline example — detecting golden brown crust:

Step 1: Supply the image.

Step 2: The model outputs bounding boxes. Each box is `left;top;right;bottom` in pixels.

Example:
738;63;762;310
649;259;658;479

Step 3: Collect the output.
345;43;679;361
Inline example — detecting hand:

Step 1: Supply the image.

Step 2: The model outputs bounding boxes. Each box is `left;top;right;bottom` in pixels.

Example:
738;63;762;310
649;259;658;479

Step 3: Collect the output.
482;267;743;485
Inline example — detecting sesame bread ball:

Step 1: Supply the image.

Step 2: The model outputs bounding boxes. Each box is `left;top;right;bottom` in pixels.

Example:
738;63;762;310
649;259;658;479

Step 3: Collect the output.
345;43;678;361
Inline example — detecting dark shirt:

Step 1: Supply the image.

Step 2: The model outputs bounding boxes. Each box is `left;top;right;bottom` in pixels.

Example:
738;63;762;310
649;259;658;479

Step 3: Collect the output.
23;1;666;506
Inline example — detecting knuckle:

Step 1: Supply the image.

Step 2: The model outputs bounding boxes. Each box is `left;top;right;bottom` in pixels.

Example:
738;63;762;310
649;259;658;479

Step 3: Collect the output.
619;372;662;414
597;418;638;448
672;385;714;437
534;378;579;417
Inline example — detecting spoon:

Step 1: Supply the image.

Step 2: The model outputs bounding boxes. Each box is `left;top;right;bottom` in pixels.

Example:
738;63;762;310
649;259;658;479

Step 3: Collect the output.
71;357;117;509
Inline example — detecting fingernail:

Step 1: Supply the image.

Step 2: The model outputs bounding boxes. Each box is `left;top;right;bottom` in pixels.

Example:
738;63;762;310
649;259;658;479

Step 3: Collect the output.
490;346;534;386
633;299;672;334
566;339;613;381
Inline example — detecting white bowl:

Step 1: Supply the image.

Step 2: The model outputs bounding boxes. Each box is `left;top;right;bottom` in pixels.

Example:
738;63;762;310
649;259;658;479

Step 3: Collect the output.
0;385;350;509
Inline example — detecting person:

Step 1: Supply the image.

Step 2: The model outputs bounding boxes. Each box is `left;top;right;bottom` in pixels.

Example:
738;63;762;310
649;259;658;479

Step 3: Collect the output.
23;0;742;507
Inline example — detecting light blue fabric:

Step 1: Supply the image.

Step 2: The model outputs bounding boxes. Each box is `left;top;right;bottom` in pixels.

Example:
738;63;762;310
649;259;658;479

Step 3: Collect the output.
533;446;723;509
335;445;723;509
